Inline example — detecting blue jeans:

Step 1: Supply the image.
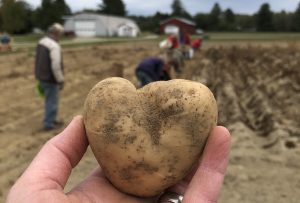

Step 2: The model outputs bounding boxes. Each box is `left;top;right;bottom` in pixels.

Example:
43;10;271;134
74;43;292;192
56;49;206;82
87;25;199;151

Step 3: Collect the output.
40;81;59;128
136;71;154;87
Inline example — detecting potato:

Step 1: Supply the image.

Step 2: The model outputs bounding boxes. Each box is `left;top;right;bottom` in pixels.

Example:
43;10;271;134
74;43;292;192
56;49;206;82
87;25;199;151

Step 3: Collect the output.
83;77;218;197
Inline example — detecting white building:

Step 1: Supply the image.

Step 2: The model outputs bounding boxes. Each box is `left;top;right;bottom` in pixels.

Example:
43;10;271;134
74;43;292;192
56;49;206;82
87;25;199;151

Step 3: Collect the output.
64;13;140;38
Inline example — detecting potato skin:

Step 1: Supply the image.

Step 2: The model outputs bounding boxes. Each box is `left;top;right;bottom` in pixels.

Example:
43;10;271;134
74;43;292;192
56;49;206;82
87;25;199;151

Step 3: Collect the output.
83;77;218;197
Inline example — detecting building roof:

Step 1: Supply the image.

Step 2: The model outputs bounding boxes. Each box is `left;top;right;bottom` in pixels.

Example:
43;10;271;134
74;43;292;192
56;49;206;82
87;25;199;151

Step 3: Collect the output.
160;17;196;26
64;13;140;31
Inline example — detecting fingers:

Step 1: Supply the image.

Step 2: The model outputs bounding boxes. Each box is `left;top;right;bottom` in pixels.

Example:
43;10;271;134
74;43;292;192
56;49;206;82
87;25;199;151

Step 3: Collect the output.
183;126;231;203
68;167;134;202
68;167;158;203
167;163;199;195
20;116;88;190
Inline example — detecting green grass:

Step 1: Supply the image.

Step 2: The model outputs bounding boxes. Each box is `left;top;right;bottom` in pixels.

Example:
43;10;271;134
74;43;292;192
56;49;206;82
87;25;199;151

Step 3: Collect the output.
2;32;299;56
60;37;157;49
205;32;300;41
0;36;160;56
12;34;44;43
12;33;78;44
11;32;300;44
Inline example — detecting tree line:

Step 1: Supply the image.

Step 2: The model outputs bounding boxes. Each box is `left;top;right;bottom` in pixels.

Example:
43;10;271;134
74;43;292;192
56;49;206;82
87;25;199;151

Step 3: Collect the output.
133;1;300;33
0;0;71;34
1;0;300;34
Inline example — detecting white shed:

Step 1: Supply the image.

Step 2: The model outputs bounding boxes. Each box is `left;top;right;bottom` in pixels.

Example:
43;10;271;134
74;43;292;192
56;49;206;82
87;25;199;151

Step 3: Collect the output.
118;23;138;37
64;13;140;38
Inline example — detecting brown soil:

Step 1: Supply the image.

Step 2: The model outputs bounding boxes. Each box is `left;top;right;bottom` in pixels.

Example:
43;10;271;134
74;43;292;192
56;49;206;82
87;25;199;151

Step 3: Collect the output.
0;41;299;203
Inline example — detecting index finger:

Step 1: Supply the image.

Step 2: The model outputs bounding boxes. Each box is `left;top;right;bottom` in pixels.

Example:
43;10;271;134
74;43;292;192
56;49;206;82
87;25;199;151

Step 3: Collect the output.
18;116;89;190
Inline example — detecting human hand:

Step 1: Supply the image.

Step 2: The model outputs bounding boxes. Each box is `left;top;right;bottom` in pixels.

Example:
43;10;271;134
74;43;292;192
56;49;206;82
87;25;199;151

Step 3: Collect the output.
58;82;64;90
6;116;230;203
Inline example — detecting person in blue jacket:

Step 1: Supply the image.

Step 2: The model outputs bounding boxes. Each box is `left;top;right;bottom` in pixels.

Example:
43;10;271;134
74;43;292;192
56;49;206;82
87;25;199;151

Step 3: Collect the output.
135;55;173;87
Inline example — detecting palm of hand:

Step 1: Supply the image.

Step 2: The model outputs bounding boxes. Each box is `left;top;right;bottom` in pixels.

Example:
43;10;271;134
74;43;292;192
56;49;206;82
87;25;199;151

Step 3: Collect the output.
7;116;230;203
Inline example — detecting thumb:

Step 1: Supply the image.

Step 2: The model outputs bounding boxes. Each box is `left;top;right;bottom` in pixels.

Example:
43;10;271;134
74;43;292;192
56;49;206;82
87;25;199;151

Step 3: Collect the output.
183;126;231;203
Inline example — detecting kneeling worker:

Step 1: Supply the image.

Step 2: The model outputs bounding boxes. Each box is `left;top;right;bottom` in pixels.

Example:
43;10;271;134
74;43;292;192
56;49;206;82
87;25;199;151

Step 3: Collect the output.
135;55;178;87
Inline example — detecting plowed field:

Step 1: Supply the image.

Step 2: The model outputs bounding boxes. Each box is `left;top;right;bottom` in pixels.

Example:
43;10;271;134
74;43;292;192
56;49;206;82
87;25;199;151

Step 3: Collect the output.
0;41;299;202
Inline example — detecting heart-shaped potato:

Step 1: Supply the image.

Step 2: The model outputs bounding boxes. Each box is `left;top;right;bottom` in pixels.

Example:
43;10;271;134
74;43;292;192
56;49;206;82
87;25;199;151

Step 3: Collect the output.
83;77;218;197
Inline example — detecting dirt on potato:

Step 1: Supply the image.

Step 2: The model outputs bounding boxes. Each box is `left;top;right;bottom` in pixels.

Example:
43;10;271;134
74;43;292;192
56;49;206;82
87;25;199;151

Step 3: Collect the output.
0;41;299;203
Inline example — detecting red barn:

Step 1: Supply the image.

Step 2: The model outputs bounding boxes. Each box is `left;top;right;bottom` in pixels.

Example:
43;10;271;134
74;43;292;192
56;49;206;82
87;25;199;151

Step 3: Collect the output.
160;17;196;35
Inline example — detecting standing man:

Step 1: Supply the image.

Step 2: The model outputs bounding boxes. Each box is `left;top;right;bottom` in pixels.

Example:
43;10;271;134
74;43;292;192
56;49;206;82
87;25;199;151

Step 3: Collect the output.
179;29;192;59
165;33;184;73
35;23;65;130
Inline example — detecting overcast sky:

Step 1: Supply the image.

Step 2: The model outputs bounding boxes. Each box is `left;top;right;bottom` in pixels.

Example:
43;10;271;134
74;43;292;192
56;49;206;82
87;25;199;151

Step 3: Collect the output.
25;0;299;15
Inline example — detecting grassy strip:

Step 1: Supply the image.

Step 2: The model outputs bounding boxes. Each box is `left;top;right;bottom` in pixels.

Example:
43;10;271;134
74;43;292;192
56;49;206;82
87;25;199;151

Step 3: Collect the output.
2;32;300;56
0;37;160;56
206;32;300;41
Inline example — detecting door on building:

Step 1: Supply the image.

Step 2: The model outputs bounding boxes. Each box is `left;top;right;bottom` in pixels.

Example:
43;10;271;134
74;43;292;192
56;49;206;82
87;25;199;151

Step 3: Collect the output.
164;25;179;35
75;21;96;37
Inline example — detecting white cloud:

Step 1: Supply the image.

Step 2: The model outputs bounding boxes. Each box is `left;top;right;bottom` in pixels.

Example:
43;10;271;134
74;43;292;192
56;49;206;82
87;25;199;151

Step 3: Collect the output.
25;0;99;10
125;0;172;15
